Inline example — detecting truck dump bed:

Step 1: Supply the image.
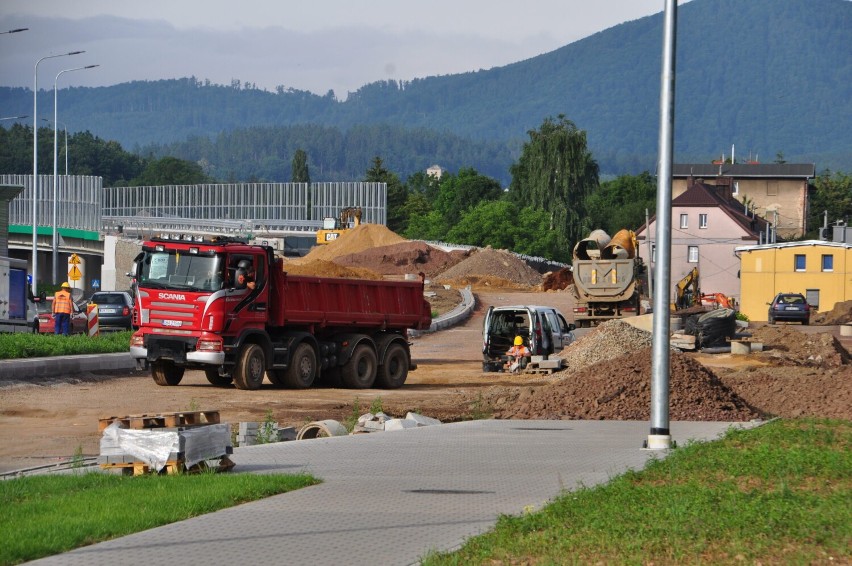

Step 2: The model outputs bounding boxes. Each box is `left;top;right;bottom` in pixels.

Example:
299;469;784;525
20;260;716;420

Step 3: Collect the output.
572;258;639;302
270;272;432;331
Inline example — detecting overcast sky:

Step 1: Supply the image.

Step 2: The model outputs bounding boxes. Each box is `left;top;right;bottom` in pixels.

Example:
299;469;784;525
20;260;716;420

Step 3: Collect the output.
1;1;688;99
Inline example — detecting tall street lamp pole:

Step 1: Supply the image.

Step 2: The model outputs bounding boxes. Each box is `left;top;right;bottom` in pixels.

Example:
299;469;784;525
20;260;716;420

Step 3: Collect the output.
32;50;83;297
52;64;98;285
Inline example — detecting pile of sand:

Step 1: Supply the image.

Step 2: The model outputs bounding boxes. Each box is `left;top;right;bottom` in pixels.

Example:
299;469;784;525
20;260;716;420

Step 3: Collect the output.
295;224;405;264
283;259;382;280
434;247;543;288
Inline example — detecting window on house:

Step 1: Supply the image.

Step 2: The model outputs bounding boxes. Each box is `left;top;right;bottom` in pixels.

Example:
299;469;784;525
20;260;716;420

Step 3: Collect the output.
699;214;708;229
732;181;739;196
688;246;699;263
794;254;806;271
680;214;688;229
767;181;779;196
651;243;656;262
822;254;834;272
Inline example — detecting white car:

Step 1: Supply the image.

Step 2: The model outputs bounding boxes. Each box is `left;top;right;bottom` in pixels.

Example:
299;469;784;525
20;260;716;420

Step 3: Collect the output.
482;305;575;372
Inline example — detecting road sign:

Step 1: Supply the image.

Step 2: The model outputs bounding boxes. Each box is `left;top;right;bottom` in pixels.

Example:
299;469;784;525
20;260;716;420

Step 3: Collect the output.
68;265;82;281
92;279;100;289
69;253;81;265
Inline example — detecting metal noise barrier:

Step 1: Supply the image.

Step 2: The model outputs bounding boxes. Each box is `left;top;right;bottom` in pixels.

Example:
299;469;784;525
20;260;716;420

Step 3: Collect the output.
87;304;99;337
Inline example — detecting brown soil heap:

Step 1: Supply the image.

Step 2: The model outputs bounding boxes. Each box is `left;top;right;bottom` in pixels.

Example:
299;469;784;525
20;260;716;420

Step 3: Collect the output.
434;247;543;289
749;325;851;367
490;347;761;421
333;241;469;278
542;267;573;291
811;299;852;325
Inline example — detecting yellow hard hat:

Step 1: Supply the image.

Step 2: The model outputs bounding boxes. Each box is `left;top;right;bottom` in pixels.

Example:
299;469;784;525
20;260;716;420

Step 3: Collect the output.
61;282;71;289
514;336;523;346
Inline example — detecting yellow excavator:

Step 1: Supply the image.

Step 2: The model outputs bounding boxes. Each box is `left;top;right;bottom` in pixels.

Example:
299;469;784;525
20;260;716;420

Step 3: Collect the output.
316;207;363;245
672;267;700;311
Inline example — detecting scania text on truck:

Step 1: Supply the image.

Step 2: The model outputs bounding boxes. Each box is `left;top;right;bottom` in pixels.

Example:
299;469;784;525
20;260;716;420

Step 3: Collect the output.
129;234;432;390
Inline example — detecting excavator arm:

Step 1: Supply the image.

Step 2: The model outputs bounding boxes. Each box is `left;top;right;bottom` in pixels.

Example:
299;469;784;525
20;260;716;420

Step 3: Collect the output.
673;267;700;310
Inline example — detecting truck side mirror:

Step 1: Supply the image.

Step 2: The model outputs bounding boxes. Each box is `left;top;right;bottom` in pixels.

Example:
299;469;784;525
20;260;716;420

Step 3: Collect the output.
568;323;576;332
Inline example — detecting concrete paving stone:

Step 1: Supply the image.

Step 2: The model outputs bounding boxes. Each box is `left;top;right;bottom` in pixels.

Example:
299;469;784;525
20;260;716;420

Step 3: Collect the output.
29;419;754;566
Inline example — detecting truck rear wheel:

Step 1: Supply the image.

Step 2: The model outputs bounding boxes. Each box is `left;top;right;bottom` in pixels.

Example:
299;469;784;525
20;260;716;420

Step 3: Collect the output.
375;343;408;389
233;343;265;390
151;361;184;386
282;342;316;389
204;369;233;387
341;344;377;389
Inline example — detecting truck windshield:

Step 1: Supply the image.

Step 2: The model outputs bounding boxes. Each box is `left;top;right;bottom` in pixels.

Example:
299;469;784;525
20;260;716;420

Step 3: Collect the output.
137;251;224;292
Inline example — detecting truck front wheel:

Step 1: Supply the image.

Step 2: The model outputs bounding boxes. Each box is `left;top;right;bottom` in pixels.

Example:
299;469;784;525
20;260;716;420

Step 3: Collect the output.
233;344;265;390
342;344;377;389
376;343;408;389
282;343;317;389
205;369;233;387
152;361;184;386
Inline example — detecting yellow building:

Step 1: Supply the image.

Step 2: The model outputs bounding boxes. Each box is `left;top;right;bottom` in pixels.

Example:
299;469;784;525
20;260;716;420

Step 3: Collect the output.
735;241;852;321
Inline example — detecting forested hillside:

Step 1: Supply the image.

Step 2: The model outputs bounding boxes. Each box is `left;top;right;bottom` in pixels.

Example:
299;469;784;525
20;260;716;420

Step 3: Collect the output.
0;0;849;180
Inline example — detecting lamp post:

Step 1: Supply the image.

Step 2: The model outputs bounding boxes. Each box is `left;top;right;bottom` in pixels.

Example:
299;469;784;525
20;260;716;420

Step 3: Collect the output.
52;64;98;285
32;50;83;297
1;28;28;35
0;115;28;122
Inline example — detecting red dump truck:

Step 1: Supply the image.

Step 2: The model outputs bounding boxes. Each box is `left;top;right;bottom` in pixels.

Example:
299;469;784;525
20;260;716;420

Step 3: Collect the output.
129;234;432;390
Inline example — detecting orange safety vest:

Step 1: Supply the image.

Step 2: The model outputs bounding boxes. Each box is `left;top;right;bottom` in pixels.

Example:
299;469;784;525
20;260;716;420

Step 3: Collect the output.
53;290;73;315
506;345;530;358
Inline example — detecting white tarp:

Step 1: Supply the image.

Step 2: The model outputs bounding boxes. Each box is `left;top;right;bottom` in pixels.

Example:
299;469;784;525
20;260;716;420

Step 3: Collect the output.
101;422;231;471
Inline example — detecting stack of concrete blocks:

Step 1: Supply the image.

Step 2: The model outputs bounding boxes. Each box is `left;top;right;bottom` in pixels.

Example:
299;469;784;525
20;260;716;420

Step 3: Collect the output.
354;411;442;433
99;422;232;472
237;421;297;446
524;355;564;373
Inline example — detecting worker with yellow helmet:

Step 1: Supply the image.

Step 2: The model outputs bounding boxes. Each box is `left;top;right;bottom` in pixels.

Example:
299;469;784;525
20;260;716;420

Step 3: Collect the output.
504;335;531;373
52;282;74;335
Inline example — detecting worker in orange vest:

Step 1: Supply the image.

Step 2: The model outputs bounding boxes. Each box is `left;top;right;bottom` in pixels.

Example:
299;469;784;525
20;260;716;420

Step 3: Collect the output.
52;282;74;335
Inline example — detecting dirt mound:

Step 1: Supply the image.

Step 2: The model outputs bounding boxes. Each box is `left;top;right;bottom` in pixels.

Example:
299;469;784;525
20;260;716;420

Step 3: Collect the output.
749;325;850;367
811;300;852;325
542;268;573;291
296;224;406;263
434;247;543;289
557;319;655;373
333;241;469;278
490;347;761;421
283;259;382;280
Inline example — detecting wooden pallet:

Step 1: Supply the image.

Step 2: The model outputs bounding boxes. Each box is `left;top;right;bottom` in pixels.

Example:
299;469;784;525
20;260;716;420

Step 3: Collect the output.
523;367;556;375
100;456;235;476
98;410;221;432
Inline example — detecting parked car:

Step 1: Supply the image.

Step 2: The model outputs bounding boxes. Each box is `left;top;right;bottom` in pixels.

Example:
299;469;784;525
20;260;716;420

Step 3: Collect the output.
482;305;575;372
33;297;88;334
88;291;134;329
768;292;810;325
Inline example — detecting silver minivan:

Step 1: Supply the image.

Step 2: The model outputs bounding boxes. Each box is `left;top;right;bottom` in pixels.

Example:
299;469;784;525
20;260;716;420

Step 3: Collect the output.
482;305;575;372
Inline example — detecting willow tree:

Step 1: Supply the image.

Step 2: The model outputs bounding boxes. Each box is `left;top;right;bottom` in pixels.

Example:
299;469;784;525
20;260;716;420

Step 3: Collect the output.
509;115;599;251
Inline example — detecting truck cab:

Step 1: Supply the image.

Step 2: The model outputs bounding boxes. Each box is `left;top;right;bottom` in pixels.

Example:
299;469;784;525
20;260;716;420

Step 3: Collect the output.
482;305;575;372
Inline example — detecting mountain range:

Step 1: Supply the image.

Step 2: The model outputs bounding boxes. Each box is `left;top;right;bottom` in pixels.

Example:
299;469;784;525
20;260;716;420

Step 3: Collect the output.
0;0;849;184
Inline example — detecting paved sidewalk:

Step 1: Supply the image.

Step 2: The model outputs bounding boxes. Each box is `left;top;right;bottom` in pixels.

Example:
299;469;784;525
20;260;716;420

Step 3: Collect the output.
30;419;751;566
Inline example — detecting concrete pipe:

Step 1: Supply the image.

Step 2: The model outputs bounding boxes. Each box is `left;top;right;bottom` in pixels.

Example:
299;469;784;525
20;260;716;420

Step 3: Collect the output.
296;419;349;440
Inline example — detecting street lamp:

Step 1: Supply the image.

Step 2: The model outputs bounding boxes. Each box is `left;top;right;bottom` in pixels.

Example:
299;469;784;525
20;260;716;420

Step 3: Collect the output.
32;50;83;297
1;28;28;35
52;64;99;285
0;115;28;122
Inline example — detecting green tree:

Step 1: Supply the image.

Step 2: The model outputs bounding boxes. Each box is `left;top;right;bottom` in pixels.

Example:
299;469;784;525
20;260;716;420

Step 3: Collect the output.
132;156;212;186
291;148;310;183
807;170;852;238
433;168;503;227
584;171;656;235
508;115;599;251
364;156;407;233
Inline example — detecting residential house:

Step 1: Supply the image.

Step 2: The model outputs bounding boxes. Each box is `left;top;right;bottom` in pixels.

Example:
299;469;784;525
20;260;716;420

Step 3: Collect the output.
735;241;852;321
635;178;769;305
672;163;815;239
426;165;445;179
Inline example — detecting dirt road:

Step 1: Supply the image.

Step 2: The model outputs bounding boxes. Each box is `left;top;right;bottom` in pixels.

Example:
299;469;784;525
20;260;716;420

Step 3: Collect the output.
1;288;849;474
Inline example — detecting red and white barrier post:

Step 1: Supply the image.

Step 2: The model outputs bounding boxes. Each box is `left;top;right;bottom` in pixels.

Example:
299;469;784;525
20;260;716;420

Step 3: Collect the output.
87;304;99;337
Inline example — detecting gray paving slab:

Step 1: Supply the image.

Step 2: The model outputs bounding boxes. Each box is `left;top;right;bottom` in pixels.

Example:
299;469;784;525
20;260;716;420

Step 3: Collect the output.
29;419;752;566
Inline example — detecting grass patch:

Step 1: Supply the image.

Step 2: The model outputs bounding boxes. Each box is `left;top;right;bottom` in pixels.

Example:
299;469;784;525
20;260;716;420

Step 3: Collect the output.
422;418;851;565
0;471;318;565
0;331;132;360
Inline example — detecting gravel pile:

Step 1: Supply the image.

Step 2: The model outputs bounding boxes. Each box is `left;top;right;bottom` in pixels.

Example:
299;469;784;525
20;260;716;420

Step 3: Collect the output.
556;319;655;374
434;247;543;288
